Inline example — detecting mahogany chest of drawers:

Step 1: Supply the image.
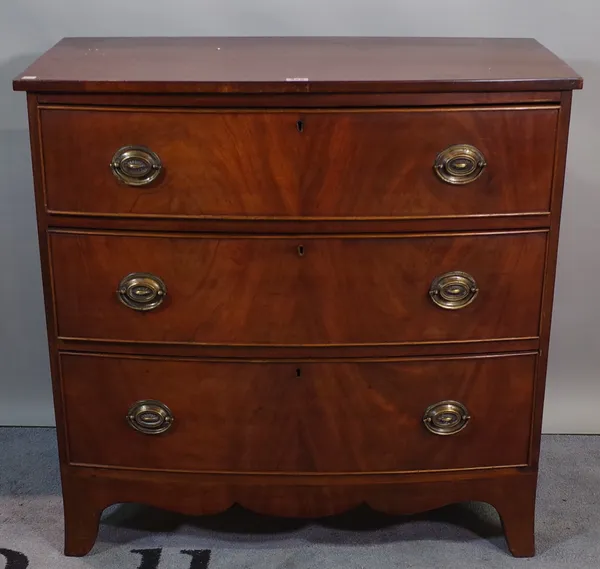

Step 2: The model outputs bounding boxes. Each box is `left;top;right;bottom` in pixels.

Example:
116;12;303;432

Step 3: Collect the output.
14;37;582;557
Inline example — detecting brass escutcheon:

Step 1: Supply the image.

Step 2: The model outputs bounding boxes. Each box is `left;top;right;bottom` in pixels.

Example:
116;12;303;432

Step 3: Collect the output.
117;272;167;311
423;400;471;435
127;400;174;435
110;145;162;186
429;271;478;310
434;144;487;185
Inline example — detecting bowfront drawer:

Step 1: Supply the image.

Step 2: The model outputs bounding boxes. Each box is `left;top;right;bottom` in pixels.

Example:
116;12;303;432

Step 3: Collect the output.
40;106;557;219
49;230;547;346
61;354;535;473
61;352;536;473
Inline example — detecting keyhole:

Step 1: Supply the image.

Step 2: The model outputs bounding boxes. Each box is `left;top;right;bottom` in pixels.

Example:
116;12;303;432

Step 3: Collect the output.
296;368;302;378
296;119;304;133
297;245;305;257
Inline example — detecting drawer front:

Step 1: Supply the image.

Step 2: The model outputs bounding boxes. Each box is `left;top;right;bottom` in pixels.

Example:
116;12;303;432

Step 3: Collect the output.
40;107;557;218
50;230;546;346
61;352;535;473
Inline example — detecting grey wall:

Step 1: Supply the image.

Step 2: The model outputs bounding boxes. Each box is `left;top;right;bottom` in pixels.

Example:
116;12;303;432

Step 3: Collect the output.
0;1;597;431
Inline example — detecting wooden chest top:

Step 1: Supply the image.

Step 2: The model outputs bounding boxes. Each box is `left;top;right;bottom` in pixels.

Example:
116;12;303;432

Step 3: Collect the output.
13;36;582;94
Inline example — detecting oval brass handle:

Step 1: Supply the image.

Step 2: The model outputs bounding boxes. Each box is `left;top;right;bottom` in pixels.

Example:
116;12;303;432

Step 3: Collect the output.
434;144;487;185
423;400;471;436
429;271;478;310
117;272;167;311
127;400;174;435
111;145;162;186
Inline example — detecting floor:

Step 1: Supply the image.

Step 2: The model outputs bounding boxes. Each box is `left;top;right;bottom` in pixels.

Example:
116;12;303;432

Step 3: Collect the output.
1;428;599;568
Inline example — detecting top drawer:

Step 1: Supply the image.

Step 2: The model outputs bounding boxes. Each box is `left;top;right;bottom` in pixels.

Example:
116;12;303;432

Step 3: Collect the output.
39;106;558;219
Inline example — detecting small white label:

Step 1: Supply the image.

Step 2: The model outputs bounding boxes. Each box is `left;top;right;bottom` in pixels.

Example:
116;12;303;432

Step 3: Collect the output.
21;75;37;80
286;77;309;82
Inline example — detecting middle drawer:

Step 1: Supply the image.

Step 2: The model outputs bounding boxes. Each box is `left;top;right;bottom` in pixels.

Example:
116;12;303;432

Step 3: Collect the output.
49;230;546;346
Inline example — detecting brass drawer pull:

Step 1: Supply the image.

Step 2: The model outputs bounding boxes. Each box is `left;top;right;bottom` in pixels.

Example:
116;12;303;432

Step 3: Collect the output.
127;400;174;435
111;145;162;186
117;272;167;311
423;400;470;435
429;271;478;310
434;144;487;185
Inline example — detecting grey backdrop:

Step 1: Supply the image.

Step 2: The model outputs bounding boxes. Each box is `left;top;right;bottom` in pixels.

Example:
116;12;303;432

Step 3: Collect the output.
0;1;597;431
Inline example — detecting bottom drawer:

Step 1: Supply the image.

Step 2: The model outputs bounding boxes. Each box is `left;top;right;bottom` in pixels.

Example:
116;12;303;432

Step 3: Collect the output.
61;352;536;474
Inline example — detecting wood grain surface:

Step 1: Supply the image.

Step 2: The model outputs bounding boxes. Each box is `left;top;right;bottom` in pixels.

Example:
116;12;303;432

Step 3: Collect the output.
39;106;558;219
61;352;536;473
49;230;547;346
14;37;582;93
